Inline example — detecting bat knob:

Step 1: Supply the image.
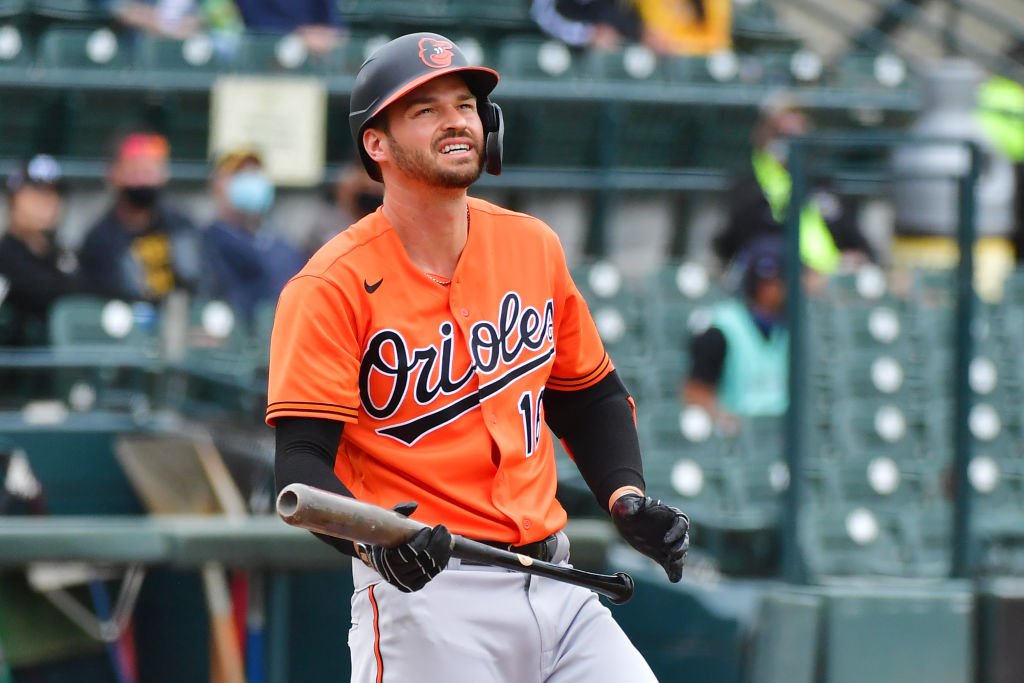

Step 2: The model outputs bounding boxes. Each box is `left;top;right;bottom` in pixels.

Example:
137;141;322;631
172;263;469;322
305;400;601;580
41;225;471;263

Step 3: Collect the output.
609;572;635;605
277;487;300;518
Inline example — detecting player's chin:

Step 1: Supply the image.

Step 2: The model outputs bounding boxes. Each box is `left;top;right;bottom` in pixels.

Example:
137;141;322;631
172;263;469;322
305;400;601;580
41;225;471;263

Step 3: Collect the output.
434;161;483;188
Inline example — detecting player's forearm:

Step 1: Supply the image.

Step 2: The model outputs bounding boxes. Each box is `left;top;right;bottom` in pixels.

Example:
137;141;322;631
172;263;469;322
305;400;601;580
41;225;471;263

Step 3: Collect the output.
274;416;357;556
544;370;646;512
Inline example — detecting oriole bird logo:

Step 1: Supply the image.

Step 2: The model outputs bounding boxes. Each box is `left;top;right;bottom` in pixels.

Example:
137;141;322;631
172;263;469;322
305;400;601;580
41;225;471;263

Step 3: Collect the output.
418;37;454;68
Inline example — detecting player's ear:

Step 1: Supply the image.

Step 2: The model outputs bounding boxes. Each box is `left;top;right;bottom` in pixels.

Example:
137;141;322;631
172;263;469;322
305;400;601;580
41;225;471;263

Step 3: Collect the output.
363;127;388;165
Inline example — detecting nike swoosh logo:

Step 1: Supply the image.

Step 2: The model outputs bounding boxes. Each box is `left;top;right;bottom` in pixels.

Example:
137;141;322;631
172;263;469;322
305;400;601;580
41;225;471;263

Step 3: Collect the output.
364;278;383;294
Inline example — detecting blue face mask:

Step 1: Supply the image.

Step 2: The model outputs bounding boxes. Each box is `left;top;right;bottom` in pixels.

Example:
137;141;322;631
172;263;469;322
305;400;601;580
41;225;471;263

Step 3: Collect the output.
227;170;274;214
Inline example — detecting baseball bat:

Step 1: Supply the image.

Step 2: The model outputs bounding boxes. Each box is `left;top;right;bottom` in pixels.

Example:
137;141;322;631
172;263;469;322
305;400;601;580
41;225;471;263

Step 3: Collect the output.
277;484;635;604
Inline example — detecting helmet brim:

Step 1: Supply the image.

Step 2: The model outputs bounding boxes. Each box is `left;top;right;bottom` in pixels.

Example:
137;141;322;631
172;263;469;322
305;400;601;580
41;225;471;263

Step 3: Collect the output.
365;65;500;125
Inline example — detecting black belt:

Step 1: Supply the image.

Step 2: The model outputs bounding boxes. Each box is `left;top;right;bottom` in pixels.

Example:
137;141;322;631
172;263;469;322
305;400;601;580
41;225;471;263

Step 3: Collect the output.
465;534;559;564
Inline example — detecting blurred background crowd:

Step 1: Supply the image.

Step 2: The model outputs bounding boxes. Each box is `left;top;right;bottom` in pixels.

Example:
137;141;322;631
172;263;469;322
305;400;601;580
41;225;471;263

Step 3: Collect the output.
1;0;1024;681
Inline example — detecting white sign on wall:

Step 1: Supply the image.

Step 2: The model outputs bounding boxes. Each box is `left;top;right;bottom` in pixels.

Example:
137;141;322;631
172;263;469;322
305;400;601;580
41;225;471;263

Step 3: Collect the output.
209;76;327;187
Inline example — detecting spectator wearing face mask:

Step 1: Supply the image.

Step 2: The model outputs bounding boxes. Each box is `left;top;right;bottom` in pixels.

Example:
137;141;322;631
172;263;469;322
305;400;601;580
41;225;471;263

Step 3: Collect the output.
202;148;306;326
0;155;80;347
78;131;206;303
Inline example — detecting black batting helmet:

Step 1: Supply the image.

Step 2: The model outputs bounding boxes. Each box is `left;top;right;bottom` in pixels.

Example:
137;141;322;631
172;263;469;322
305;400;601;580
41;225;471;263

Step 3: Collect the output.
349;32;504;181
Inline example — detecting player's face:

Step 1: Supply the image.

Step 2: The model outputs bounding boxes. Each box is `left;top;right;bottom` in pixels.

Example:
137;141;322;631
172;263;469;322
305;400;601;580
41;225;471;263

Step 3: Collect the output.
383;74;485;189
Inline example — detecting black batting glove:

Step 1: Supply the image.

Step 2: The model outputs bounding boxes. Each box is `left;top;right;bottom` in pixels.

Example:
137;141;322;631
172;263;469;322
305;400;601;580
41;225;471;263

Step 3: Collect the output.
611;493;690;583
356;502;453;593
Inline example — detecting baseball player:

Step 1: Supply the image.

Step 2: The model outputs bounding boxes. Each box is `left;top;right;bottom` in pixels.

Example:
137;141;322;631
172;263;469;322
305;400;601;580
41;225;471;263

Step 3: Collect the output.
268;32;690;682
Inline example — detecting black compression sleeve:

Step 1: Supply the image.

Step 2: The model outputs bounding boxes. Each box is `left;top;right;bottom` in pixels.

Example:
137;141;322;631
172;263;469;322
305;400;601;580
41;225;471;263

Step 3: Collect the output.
274;416;356;556
544;370;645;512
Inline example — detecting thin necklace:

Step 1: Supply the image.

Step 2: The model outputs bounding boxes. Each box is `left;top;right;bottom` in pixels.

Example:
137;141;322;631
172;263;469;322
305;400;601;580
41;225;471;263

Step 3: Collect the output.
424;207;468;287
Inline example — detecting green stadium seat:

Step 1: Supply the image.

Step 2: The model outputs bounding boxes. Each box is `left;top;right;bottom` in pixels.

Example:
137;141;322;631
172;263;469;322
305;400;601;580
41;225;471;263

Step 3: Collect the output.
825;351;912;404
37;26;132;70
571;262;649;360
49;297;159;350
497;37;584;80
639;401;731;460
822;265;891;305
322;31;393;76
581;46;664;83
137;35;224;73
801;503;905;577
829;455;926;511
893;502;951;578
830;301;912;356
612;102;702;168
641;445;743;525
0;23;30;66
0;89;56;157
832;398;918;461
157;91;212;162
236;32;317;73
46;296;162;409
57;89;158;158
662;54;716;84
829;51;913;92
500;98;602;167
735;415;787;462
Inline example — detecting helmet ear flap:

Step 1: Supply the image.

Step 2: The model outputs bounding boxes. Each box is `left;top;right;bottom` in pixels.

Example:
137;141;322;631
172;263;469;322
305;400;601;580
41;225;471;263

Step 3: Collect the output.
480;99;503;176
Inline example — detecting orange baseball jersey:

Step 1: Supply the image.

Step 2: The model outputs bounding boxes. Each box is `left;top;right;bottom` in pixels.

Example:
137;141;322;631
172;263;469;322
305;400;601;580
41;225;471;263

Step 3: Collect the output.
267;196;612;544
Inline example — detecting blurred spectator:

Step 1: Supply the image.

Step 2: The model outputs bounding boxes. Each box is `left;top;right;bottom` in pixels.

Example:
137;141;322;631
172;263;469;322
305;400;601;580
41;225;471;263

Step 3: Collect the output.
203;149;306;326
0;155;79;347
682;237;788;427
713;103;875;275
531;0;643;50
78;132;205;303
635;0;731;56
234;0;344;56
107;0;202;39
976;46;1024;264
305;161;383;255
532;0;729;55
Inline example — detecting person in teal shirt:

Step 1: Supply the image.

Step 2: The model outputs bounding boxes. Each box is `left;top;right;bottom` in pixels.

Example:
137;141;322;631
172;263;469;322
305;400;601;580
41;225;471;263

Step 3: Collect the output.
684;237;788;426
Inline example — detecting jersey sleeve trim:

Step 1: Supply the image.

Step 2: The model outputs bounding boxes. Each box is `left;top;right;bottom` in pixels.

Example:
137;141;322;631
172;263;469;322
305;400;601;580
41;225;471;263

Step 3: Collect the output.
267;401;360;424
547;353;612;390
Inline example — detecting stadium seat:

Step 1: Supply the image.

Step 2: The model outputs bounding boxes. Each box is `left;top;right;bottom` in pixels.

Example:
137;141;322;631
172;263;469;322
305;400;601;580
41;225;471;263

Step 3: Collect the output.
571;261;649;359
497;37;584;81
830;301;912;356
832;398;918;461
500;98;602;167
37;26;132;70
47;296;162;410
612;102;702;168
582;46;664;83
0;22;29;66
0;89;56;157
137;35;224;73
49;297;159;350
801;504;905;577
30;0;109;22
236;32;317;73
735;415;786;462
895;503;952;578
